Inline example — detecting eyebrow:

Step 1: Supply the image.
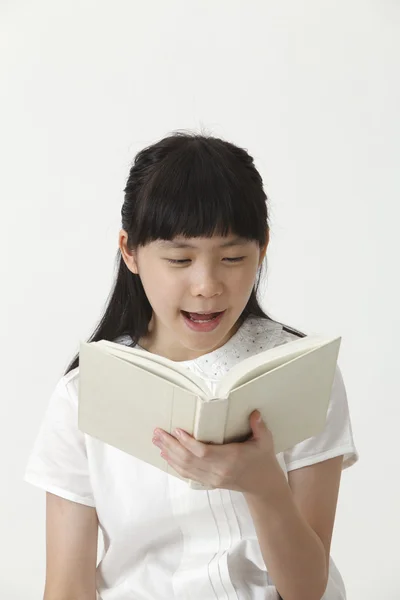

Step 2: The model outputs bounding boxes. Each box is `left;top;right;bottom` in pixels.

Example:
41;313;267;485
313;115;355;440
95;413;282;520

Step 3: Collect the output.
158;237;250;249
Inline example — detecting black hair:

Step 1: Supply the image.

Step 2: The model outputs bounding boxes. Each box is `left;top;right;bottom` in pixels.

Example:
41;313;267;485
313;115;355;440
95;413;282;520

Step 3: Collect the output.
65;130;305;374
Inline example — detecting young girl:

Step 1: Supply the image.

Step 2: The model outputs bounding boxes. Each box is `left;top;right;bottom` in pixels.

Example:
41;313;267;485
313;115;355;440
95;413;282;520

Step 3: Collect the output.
25;131;358;600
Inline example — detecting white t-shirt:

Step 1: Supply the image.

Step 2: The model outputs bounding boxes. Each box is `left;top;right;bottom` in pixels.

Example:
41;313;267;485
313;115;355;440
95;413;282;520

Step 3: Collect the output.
24;317;359;600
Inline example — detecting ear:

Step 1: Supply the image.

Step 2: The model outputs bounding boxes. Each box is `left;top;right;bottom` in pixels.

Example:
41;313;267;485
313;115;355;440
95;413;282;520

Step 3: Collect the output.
119;229;139;275
258;229;269;267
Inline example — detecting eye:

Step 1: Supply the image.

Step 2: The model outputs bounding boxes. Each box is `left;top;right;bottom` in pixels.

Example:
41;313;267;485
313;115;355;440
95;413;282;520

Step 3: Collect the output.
164;256;246;265
165;258;191;264
223;257;245;262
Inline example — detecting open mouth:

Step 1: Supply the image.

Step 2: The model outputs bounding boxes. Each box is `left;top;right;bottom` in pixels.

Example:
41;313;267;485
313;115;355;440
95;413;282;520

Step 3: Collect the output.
180;310;226;332
181;310;224;323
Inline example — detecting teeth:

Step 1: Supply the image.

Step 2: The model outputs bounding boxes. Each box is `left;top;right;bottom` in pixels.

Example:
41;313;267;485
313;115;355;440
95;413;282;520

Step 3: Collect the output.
191;317;214;323
188;314;218;323
182;310;223;324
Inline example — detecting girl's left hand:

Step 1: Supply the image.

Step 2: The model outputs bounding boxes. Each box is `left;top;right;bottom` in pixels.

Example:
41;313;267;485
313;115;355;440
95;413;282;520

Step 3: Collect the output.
152;410;279;495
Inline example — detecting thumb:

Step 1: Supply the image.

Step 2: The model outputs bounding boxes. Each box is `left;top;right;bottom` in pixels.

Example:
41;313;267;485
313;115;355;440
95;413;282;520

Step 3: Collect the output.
249;410;267;441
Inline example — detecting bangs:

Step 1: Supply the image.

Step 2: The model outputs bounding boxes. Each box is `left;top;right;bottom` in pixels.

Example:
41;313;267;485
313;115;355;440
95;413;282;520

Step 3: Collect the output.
132;138;268;247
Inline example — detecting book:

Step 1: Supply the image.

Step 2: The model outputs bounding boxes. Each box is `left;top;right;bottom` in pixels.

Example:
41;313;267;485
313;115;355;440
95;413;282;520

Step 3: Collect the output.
78;334;341;490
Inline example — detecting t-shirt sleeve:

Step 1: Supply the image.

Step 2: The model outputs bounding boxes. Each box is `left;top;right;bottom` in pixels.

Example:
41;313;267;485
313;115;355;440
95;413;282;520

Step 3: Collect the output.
283;363;359;472
24;370;95;507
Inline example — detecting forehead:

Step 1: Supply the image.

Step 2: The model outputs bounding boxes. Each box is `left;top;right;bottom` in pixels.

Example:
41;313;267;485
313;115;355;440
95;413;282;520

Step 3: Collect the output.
153;235;254;250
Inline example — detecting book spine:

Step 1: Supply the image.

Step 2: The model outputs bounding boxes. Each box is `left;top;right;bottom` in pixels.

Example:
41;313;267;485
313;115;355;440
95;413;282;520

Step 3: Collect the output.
187;397;229;491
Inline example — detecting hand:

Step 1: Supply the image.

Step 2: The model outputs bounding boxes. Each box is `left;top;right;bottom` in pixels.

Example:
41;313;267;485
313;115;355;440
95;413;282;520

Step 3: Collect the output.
152;410;280;495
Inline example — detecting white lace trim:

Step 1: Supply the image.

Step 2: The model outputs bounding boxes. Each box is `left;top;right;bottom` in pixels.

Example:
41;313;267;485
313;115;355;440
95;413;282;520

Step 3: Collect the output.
181;318;283;379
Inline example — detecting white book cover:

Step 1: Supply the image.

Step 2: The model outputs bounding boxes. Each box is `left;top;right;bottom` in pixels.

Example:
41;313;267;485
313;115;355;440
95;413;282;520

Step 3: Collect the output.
78;334;341;490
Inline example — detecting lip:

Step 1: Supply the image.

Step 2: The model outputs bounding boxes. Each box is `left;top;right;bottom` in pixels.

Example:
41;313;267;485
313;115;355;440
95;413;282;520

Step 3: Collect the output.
182;310;225;315
181;309;226;333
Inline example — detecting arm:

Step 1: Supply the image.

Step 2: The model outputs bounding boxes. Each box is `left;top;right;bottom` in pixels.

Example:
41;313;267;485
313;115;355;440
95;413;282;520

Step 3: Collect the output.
244;455;343;600
43;492;98;600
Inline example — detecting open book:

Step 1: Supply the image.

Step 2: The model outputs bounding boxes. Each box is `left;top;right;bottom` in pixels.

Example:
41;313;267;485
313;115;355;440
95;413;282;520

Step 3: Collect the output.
78;334;341;490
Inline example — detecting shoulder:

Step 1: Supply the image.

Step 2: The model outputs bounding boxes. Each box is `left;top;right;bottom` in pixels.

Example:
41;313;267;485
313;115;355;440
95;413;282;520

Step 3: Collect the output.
53;367;80;406
61;334;135;401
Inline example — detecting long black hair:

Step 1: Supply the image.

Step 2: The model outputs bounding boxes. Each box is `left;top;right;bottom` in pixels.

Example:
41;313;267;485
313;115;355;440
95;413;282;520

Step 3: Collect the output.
65;131;304;374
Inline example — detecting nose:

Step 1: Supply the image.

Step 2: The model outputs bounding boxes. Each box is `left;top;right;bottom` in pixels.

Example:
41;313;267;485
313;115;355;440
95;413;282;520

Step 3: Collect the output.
190;265;223;298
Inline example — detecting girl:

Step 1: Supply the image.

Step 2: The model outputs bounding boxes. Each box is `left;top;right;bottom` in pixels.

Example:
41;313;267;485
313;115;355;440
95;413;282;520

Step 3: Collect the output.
25;131;358;600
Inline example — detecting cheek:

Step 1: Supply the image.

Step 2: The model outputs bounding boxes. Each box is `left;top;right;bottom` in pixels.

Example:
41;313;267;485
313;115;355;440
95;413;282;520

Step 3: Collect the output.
141;270;183;308
229;264;258;293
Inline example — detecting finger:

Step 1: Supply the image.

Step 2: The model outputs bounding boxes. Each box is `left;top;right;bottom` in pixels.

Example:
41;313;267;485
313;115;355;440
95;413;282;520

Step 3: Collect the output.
172;429;214;459
153;430;189;462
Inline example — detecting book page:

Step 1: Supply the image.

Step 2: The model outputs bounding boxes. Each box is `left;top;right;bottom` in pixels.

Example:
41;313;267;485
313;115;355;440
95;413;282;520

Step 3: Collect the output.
216;335;338;397
219;338;341;453
78;343;198;483
96;340;211;398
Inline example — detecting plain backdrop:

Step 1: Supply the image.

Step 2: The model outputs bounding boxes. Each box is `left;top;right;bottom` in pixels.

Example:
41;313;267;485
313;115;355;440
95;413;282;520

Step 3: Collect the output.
1;1;399;598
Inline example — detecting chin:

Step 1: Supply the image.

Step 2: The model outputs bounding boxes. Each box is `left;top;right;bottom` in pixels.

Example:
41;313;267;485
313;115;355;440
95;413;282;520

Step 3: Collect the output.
182;323;236;350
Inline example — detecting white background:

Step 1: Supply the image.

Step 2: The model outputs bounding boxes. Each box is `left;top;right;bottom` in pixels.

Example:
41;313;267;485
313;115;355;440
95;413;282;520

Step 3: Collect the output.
1;1;399;598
